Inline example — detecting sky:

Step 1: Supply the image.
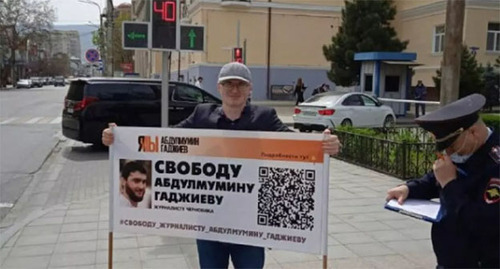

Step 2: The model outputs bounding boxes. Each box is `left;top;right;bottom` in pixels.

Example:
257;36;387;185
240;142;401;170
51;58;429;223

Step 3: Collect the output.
51;0;130;25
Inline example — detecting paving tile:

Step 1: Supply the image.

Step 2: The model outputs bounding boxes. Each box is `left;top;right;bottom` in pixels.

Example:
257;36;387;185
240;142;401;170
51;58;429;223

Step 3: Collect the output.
48;265;95;269
2;255;51;268
184;253;200;269
98;237;138;250
57;230;98;243
328;222;358;234
382;219;430;229
332;232;376;244
16;233;59;246
69;202;101;210
278;260;323;269
179;243;198;257
64;214;99;224
8;244;55;257
327;235;341;246
327;245;358;259
336;213;377;223
111;232;137;239
0;247;12;265
142;257;190;268
49;252;95;267
369;230;410;242
43;210;67;218
27;216;64;226
139;245;184;260
66;208;100;216
399;227;432;240
268;249;321;263
137;235;180;247
403;253;438;268
348;221;393;232
96;248;141;264
384;240;434;254
327;257;373;269
346;242;396;256
363;254;418;269
54;241;97;253
21;224;61;236
95;261;142;269
61;222;98;233
98;221;109;230
2;230;21;248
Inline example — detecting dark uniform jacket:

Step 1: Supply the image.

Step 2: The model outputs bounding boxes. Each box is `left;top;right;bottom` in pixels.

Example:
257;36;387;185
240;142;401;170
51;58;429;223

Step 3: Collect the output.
175;103;293;132
406;130;500;268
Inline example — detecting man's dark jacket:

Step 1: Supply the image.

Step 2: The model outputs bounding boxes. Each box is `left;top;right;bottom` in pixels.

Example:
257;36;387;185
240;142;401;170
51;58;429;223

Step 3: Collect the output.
175;103;292;132
406;130;500;268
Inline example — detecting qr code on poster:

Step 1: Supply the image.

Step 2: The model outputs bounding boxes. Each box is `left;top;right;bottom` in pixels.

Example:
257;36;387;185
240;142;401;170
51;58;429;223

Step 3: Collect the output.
257;167;315;231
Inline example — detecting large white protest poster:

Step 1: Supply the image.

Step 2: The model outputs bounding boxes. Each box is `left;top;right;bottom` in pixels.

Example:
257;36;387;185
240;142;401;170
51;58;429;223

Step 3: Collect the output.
110;127;329;254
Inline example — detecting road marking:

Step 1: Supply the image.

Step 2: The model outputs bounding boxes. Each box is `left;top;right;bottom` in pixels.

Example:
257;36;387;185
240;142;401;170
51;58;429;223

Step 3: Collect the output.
0;203;14;208
0;117;18;124
0;117;61;125
26;117;44;124
50;116;62;124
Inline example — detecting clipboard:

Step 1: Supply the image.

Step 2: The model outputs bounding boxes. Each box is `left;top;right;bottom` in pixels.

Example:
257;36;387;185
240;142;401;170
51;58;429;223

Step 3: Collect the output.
384;199;443;223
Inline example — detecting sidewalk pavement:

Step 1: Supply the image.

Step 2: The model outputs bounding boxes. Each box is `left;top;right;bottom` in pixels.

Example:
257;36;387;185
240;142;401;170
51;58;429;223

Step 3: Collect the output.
0;138;437;269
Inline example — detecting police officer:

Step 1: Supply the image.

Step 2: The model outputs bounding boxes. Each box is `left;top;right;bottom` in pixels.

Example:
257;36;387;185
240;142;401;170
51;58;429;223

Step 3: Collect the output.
386;94;499;268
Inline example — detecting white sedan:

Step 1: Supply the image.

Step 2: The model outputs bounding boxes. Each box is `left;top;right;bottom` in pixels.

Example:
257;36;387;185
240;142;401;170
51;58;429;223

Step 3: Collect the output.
293;92;396;132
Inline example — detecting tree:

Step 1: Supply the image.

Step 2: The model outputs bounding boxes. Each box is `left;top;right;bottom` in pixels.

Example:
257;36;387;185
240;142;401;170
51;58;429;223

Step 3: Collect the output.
482;63;500;111
112;12;133;72
433;45;484;99
0;0;55;84
322;0;408;86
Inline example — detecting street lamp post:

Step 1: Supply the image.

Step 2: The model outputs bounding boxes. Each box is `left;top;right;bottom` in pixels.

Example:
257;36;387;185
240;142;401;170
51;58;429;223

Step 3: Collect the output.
78;0;106;75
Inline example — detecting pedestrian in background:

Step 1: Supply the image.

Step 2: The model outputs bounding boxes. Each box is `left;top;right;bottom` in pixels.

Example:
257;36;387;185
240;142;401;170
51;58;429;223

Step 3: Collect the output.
195;76;204;89
414;80;427;117
102;62;341;269
294;77;306;105
386;94;499;268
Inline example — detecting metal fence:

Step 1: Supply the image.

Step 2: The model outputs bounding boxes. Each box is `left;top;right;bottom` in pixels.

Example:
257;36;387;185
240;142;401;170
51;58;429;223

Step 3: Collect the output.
333;127;436;180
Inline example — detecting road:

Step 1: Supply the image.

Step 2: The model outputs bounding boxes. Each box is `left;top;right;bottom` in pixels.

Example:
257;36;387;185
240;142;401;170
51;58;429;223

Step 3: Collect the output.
0;85;67;223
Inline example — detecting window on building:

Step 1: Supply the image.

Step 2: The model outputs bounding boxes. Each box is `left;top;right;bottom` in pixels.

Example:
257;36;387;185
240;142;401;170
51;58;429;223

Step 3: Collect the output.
364;74;373;92
385;76;400;92
433;25;445;53
486;22;500;52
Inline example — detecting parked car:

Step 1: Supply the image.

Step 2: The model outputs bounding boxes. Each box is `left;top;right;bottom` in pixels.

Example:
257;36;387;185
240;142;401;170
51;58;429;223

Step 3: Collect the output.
62;77;222;145
30;77;43;87
293;92;396;132
54;76;65;86
16;79;32;89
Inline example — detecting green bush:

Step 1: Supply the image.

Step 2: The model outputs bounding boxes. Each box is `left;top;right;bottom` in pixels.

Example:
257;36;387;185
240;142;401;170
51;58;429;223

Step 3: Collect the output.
481;113;500;131
333;127;435;179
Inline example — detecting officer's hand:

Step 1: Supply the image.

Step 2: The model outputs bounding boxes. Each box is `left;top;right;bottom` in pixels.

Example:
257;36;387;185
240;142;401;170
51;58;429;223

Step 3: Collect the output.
322;129;341;156
102;123;116;146
385;185;409;205
433;154;457;188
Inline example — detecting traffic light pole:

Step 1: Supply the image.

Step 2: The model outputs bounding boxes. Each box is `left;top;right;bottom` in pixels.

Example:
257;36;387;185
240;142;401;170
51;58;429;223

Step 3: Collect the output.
161;51;171;127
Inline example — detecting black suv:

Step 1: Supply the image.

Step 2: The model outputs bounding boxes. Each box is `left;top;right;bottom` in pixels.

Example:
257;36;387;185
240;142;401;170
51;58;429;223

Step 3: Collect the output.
62;77;221;145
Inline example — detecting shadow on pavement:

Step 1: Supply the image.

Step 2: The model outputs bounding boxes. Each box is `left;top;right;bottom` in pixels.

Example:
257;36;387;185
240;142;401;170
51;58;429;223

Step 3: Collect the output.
62;144;109;162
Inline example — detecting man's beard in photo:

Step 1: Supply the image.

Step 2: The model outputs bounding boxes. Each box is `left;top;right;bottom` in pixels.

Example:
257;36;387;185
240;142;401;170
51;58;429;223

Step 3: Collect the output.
125;184;144;203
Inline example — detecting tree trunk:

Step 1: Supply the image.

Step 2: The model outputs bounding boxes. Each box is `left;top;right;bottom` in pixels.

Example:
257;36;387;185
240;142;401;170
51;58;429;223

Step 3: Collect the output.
10;47;16;87
440;0;465;106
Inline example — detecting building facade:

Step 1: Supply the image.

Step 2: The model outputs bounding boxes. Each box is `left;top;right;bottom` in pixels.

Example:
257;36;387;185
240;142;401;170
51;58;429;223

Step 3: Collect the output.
49;30;81;59
131;0;500;101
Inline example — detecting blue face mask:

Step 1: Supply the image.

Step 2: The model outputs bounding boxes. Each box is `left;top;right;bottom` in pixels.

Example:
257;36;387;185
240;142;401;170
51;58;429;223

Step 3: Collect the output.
449;153;472;163
446;131;477;164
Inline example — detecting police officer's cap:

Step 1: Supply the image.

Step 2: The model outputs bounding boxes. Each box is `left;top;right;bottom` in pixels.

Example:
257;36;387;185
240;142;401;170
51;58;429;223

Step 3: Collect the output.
415;93;485;151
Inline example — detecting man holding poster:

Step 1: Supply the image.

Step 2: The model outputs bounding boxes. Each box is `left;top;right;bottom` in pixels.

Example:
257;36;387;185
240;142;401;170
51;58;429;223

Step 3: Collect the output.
102;62;341;269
